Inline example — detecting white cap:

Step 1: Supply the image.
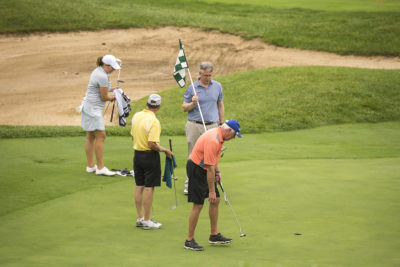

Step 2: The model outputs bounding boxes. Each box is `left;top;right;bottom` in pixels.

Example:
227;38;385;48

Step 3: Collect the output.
148;94;161;106
102;55;121;70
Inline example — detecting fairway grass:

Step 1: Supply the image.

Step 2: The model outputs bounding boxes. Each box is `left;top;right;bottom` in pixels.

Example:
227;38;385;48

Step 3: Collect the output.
0;122;399;266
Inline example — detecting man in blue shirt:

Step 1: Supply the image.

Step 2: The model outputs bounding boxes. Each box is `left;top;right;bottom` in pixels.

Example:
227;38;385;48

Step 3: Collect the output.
182;62;225;194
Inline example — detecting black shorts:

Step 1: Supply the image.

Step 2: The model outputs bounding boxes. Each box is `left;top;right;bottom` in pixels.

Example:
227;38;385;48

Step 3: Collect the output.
186;160;219;205
133;150;161;187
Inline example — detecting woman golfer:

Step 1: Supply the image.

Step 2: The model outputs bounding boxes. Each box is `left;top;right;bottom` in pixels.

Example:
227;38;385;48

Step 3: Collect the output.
81;55;120;176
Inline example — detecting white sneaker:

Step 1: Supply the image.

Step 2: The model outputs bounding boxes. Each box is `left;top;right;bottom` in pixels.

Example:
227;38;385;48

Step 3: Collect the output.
86;165;97;173
96;167;116;176
136;217;144;227
142;220;162;230
183;188;188;195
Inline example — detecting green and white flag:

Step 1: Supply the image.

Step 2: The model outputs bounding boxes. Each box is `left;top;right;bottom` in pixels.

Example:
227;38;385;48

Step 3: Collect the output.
173;40;189;88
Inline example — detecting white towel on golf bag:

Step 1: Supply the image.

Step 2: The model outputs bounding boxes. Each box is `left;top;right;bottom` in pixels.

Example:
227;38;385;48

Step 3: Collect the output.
113;88;131;127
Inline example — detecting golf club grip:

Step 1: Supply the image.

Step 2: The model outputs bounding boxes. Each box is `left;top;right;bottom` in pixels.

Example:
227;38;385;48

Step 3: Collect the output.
169;138;172;151
110;102;115;122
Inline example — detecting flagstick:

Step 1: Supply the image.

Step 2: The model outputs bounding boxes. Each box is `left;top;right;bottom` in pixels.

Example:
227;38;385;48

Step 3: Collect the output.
187;67;207;132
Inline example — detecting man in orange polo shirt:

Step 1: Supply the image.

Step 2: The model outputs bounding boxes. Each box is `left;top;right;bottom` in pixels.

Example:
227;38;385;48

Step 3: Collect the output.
184;120;242;251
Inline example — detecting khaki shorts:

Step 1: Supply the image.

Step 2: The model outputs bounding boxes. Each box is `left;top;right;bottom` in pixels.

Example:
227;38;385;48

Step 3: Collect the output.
185;121;218;157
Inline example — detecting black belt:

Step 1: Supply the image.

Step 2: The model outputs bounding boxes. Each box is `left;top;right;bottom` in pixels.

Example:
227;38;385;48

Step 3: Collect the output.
135;150;157;153
190;120;216;126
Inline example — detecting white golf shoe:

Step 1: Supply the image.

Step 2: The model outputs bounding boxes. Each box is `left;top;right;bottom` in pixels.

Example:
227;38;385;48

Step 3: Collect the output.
96;166;116;176
142;220;162;230
136;217;144;228
86;165;97;173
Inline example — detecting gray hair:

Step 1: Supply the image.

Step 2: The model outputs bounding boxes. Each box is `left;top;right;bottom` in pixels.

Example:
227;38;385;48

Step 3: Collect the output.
199;62;213;73
221;123;230;130
222;123;235;133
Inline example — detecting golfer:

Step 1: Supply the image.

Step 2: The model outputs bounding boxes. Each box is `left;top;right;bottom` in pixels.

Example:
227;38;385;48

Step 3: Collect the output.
184;120;242;251
131;94;173;230
182;62;225;194
81;55;120;176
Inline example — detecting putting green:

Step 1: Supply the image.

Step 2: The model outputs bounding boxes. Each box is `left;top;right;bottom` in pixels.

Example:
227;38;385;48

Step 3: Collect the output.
0;122;399;266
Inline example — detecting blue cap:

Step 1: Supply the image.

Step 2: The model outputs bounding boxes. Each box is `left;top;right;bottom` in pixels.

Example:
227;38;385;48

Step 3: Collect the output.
226;120;242;138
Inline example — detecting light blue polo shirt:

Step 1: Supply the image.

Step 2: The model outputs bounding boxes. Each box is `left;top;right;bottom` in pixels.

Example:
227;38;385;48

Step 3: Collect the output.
83;67;111;110
184;79;223;122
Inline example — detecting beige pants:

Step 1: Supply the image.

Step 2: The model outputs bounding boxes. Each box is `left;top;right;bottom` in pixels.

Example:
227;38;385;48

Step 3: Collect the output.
185;121;219;157
185;121;218;191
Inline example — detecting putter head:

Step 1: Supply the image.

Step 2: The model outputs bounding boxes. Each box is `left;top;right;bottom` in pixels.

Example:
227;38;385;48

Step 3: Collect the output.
221;146;227;158
117;79;125;83
240;234;247;237
171;205;177;210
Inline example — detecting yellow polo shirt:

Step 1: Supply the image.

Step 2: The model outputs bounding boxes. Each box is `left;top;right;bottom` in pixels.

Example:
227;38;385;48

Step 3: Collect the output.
131;109;161;151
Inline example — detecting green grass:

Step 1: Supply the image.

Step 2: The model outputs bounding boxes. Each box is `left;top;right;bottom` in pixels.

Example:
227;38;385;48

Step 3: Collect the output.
125;66;400;135
0;122;399;266
203;0;400;12
1;0;399;55
0;125;86;138
0;125;130;139
1;66;399;138
1;1;398;264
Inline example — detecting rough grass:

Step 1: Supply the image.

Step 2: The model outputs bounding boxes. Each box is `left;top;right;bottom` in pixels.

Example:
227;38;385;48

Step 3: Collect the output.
1;0;399;55
123;66;400;135
202;0;400;12
1;66;399;138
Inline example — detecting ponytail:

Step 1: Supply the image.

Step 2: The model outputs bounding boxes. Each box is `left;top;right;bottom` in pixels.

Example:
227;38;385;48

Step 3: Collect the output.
96;56;104;66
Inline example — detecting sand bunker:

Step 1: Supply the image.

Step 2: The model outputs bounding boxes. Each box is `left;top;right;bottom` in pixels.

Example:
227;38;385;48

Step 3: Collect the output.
0;27;399;126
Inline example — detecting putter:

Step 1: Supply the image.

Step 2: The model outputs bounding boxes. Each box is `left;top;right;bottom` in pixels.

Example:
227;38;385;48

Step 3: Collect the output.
151;205;155;220
169;139;178;210
218;181;246;237
221;146;227;158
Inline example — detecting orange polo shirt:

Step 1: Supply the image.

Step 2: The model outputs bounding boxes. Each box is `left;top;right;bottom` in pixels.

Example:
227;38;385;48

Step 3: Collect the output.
190;127;224;169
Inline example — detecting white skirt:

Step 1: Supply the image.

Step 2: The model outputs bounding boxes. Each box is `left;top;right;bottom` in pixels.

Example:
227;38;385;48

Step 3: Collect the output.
81;105;105;132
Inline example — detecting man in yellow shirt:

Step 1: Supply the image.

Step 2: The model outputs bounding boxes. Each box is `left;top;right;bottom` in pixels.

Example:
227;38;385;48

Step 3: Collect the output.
131;94;173;230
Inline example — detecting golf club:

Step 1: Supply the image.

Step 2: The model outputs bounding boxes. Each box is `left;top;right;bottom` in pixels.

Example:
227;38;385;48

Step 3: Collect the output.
103;101;111;116
218;181;246;237
169;139;178;210
109;59;123;122
116;59;123;87
221;146;227;158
